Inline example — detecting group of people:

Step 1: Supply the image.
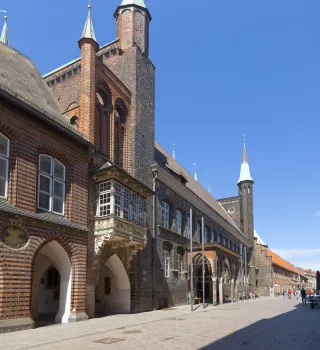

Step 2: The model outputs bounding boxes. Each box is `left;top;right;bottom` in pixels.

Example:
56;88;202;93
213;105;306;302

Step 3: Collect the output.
282;287;314;304
238;291;260;300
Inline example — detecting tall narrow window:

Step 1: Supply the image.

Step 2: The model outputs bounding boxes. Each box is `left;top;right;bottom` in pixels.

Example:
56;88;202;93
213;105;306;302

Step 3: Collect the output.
131;192;138;223
204;227;209;243
196;221;201;243
0;133;9;198
123;187;130;221
162;201;170;229
176;210;182;234
163;250;170;277
38;155;65;215
97;181;112;216
178;254;183;279
115;182;122;217
186;214;190;237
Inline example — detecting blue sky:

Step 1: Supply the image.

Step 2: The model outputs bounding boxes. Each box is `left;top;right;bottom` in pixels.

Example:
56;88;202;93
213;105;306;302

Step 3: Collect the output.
2;0;320;269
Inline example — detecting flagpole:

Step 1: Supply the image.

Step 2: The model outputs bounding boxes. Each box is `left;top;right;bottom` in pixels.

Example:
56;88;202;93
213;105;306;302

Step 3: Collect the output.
202;216;205;309
190;208;194;311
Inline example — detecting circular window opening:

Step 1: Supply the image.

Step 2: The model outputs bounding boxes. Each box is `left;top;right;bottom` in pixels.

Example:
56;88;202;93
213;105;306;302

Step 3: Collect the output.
228;208;235;215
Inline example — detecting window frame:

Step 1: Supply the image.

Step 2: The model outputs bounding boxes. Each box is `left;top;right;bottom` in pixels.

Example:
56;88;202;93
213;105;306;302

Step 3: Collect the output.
196;221;201;243
37;154;66;215
176;209;183;234
163;249;170;278
0;133;10;199
161;201;170;229
178;254;183;279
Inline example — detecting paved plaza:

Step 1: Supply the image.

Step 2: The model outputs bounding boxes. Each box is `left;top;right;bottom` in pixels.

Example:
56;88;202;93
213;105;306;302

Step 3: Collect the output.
0;297;319;349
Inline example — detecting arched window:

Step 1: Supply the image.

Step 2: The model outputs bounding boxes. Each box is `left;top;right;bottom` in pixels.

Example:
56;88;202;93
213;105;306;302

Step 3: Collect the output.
243;186;246;194
115;102;128;169
196;221;201;243
162;242;172;278
248;186;251;194
96;90;111;157
204;227;209;243
161;201;170;229
38;155;65;215
177;246;185;280
0;133;10;198
186;214;191;237
176;210;183;234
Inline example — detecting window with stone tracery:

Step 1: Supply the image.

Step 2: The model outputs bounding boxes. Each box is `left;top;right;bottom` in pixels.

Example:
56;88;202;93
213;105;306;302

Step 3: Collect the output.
96;180;145;227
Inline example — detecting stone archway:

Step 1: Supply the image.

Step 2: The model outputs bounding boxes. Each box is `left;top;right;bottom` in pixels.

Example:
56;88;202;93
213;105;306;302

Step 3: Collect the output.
31;240;72;325
95;254;131;316
190;253;213;303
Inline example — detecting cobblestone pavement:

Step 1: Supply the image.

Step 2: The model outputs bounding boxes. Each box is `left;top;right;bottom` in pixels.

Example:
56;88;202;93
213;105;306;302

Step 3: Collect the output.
0;297;319;349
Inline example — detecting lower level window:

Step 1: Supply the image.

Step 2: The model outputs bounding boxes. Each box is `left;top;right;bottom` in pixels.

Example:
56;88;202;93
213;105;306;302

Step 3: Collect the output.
163;250;170;277
178;254;183;279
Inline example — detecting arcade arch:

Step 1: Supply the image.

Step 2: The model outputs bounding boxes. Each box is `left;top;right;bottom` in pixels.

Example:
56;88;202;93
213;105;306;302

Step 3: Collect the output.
31;240;72;324
95;254;131;316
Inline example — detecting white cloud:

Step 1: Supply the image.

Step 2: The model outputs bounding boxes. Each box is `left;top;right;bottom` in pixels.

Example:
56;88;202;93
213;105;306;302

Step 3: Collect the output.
272;248;320;270
313;211;320;217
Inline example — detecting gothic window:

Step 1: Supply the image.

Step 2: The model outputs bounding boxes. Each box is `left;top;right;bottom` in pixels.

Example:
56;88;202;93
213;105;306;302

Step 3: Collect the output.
186;214;191;238
38;155;65;215
96;90;111;157
115;102;128;169
218;234;221;243
212;230;217;243
243;187;246;194
248;186;251;194
176;210;183;234
177;253;183;279
0;133;9;198
162;249;170;278
223;237;227;246
96;180;145;227
196;221;201;243
161;201;170;229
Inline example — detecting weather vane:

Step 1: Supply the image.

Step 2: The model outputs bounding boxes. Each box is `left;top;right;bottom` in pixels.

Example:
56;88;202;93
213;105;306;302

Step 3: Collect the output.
88;0;92;8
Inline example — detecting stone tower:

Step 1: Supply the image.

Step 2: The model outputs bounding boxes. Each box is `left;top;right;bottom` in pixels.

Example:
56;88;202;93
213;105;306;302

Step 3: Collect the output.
110;0;155;188
114;0;151;55
237;139;254;244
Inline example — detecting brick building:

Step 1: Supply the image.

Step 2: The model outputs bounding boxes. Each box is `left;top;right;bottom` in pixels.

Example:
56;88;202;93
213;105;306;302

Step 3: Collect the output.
0;0;258;332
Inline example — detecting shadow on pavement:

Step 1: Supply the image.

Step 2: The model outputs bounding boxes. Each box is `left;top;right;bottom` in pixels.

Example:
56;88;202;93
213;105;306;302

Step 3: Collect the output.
200;302;320;350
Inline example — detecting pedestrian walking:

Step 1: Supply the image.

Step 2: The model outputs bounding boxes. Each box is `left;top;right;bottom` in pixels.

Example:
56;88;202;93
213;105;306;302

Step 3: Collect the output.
296;289;300;300
301;287;306;305
282;289;287;299
288;289;292;299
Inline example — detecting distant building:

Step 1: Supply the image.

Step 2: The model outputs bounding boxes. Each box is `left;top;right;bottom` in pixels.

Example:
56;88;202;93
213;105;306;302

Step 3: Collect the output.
302;269;317;289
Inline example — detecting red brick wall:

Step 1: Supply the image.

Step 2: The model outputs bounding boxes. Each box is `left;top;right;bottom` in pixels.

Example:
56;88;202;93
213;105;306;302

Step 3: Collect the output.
0;99;89;322
0;220;87;321
0;99;88;227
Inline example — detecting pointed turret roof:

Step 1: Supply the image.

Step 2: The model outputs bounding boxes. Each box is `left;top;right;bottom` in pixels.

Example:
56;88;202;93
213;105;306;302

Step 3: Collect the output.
80;6;97;42
121;0;146;8
237;138;253;184
0;16;8;45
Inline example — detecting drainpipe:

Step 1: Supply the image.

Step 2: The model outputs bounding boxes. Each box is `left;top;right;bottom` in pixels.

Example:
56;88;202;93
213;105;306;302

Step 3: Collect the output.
152;168;158;310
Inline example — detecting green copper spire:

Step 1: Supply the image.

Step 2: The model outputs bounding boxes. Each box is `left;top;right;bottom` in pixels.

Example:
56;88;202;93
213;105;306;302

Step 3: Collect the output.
0;15;8;45
121;0;146;8
80;5;97;42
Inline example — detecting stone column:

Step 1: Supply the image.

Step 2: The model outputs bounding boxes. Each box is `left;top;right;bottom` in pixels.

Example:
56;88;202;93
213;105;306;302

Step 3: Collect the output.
235;281;239;301
219;278;224;305
212;277;218;306
231;279;235;303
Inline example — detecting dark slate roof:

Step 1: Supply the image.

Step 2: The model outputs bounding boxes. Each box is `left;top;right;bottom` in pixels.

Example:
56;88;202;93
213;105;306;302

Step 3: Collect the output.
0;199;88;231
0;42;85;138
155;142;243;235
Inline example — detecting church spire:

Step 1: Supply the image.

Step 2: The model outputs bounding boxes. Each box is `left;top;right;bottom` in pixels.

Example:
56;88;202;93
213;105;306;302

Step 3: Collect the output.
80;3;97;42
237;135;253;184
0;15;8;45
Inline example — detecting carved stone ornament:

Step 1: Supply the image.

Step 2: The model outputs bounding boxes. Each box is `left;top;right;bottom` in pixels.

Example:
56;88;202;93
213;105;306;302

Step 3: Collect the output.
2;227;28;249
95;233;113;255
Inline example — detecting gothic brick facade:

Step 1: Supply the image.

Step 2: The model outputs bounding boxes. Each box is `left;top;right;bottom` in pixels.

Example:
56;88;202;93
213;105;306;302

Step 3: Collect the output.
0;0;257;333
